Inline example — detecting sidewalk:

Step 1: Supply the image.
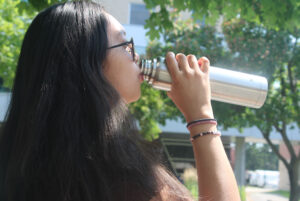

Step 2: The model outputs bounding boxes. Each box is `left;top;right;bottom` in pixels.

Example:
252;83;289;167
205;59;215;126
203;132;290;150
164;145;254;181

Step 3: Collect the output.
246;186;288;201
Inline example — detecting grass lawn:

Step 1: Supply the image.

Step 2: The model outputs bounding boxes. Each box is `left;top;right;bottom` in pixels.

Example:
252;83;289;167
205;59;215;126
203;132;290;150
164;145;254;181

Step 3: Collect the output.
269;190;290;198
268;190;300;201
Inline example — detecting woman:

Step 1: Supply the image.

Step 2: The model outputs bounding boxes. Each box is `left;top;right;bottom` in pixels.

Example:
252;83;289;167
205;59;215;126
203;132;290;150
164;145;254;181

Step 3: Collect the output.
0;1;240;200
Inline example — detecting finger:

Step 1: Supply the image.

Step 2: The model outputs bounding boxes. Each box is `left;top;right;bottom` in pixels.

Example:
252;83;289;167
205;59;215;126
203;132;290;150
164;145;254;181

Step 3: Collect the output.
187;54;201;73
198;57;210;73
176;53;190;73
165;52;180;79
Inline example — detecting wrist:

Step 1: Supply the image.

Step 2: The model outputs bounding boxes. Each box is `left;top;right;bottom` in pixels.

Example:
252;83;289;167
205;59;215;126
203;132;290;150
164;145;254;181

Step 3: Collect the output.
185;112;214;123
189;124;218;137
186;118;217;130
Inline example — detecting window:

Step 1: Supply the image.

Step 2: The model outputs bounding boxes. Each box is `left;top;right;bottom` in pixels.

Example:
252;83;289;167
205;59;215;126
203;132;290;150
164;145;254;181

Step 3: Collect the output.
129;3;150;25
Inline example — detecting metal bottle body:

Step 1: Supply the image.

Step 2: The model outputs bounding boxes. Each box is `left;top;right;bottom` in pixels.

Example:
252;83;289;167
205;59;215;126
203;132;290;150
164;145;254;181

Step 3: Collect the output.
139;57;268;108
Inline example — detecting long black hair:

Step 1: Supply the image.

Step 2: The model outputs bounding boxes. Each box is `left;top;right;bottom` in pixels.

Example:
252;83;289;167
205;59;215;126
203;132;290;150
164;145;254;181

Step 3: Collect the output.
0;1;165;200
0;1;194;201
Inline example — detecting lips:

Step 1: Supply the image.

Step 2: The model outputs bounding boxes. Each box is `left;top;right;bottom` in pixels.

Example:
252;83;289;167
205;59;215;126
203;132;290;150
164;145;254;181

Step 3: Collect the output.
139;74;144;82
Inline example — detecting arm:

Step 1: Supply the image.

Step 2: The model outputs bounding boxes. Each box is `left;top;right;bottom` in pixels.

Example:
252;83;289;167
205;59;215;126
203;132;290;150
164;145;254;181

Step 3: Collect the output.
165;52;240;201
190;124;239;200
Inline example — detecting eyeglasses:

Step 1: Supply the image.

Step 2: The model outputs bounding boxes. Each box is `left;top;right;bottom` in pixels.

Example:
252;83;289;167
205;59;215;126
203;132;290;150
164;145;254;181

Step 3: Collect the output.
107;37;135;61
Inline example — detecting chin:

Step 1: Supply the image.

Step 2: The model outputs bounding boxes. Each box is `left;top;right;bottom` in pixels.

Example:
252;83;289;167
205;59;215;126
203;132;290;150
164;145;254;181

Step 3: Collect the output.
129;94;141;103
126;91;141;104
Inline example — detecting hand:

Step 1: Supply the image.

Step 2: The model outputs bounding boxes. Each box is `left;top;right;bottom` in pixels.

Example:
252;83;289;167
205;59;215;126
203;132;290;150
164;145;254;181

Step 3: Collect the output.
165;52;214;122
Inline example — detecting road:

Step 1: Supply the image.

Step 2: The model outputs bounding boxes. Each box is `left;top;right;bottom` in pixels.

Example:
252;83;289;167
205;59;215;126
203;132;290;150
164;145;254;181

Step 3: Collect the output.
246;186;288;201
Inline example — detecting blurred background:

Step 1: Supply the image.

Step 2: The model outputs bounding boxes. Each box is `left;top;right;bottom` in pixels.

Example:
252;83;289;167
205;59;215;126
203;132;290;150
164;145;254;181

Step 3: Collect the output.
0;0;299;200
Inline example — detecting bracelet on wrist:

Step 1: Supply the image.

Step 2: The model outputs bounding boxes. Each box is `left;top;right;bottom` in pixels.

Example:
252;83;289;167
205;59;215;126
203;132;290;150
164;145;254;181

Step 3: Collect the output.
186;118;217;130
190;130;221;142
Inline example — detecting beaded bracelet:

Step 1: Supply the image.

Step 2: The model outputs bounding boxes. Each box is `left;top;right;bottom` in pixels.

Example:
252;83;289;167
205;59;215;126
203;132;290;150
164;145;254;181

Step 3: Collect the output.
190;130;221;142
186;118;217;129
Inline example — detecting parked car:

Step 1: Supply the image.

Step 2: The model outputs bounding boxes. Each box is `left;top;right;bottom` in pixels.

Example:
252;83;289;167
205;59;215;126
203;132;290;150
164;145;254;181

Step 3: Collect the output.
248;170;279;188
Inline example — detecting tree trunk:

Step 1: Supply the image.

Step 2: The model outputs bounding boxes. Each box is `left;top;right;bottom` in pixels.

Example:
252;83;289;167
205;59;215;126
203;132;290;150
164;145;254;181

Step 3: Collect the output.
289;180;300;201
288;160;300;201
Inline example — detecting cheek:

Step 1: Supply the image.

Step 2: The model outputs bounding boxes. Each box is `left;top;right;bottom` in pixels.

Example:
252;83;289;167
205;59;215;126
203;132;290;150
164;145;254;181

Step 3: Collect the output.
103;51;141;103
117;76;141;103
103;66;141;103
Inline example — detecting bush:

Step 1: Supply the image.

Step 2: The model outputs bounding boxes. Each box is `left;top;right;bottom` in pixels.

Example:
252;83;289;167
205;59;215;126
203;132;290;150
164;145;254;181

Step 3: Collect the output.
239;186;246;201
184;179;198;200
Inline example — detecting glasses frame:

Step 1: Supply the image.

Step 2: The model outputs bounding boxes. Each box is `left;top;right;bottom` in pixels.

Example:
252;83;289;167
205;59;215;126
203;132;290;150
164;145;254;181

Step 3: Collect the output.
107;37;135;61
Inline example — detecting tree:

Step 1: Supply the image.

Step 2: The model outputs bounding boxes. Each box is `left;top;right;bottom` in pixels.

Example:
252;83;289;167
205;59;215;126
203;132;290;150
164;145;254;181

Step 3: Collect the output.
143;0;300;40
0;0;36;88
246;143;279;171
0;0;71;89
143;0;299;200
222;20;300;201
1;3;299;200
146;12;300;200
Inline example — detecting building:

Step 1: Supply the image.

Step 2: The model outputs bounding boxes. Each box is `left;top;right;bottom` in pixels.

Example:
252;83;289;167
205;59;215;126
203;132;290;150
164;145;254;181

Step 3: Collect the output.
99;0;151;55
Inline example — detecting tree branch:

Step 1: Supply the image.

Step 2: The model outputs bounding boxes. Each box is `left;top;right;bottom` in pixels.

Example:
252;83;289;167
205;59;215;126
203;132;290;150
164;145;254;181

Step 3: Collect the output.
274;123;283;133
287;36;299;114
279;67;286;97
274;122;297;160
287;37;298;90
259;128;290;169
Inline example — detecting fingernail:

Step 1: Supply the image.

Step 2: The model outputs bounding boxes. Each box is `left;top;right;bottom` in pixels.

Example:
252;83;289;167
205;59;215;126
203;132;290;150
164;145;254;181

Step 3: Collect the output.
168;52;175;58
198;57;210;67
198;59;202;66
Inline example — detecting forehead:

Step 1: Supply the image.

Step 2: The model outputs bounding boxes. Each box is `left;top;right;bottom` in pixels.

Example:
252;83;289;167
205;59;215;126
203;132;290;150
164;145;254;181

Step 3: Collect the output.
106;13;126;40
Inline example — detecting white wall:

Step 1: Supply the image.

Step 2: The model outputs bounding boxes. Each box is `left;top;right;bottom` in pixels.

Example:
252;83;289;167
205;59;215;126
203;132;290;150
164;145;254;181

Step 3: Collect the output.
97;0;144;25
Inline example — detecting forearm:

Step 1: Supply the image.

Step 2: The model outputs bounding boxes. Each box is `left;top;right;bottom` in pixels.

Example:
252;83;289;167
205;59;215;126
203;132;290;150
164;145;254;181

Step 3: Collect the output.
163;53;240;200
189;124;240;201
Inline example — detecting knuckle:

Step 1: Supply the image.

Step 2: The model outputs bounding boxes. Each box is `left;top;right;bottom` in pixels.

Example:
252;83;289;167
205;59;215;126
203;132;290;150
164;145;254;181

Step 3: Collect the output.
183;70;195;79
176;53;186;60
194;69;203;76
169;70;178;80
187;54;198;66
185;68;194;75
187;54;196;59
172;77;180;85
185;72;193;79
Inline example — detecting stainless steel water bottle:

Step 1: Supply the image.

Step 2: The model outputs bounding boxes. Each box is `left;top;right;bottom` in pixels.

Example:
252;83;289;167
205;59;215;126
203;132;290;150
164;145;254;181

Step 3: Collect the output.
139;57;268;108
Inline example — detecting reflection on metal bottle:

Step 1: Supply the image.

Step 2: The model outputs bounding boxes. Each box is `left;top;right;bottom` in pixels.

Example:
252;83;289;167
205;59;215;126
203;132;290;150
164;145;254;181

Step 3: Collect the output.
139;57;268;108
